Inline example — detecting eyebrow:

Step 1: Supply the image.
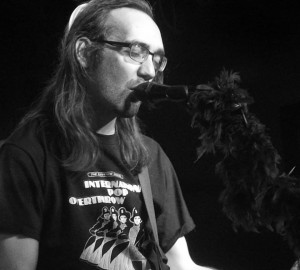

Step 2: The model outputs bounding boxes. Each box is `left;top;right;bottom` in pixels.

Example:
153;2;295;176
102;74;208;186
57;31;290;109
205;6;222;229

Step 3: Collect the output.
128;40;165;55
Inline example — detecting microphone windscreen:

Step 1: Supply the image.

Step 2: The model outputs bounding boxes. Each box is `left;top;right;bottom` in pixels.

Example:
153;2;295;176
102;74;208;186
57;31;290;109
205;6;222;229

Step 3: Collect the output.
132;82;188;102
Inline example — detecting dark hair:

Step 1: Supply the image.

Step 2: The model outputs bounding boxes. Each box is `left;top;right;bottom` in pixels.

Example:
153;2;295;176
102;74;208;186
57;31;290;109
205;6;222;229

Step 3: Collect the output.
20;0;161;174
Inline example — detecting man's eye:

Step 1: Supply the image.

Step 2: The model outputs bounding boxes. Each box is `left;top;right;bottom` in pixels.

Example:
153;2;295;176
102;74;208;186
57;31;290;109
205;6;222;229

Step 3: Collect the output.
131;45;144;59
131;49;141;57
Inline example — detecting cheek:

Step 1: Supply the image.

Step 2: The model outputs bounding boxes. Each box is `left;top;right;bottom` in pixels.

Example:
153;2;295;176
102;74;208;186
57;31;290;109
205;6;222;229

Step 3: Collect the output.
100;53;138;85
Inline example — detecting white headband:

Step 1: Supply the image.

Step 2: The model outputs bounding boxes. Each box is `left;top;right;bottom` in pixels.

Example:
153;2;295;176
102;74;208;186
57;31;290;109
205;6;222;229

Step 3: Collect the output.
68;3;88;30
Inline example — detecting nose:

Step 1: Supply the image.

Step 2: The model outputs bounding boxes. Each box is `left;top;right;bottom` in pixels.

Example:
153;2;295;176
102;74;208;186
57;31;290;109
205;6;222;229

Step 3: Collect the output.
137;56;156;81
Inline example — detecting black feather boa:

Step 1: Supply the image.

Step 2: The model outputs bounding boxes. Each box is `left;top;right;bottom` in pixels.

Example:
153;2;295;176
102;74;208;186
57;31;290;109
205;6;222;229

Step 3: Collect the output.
188;69;300;258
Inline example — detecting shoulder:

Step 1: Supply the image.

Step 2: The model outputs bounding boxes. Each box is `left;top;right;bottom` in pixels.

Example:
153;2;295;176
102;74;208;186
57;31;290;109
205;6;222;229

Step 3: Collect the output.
0;118;61;193
142;135;159;150
142;135;173;167
142;135;167;159
142;135;175;179
1;118;57;162
5;118;44;142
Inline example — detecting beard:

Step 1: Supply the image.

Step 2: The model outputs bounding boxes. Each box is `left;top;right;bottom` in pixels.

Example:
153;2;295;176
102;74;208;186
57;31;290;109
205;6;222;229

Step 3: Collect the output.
87;79;144;121
119;93;142;118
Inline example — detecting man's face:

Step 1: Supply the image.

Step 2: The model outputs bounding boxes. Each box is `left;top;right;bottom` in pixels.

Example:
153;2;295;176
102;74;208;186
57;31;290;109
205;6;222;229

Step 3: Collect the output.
88;7;164;121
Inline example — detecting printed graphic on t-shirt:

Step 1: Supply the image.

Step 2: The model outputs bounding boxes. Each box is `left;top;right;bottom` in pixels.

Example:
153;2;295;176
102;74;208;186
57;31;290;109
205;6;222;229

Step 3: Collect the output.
69;171;142;206
68;171;150;270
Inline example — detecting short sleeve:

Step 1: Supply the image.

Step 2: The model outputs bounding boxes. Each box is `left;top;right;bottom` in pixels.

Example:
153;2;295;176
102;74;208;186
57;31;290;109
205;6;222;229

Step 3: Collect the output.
0;143;44;240
147;138;196;253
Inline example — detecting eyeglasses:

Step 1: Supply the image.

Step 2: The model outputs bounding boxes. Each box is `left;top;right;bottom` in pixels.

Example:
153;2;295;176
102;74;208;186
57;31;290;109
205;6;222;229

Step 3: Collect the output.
94;40;167;72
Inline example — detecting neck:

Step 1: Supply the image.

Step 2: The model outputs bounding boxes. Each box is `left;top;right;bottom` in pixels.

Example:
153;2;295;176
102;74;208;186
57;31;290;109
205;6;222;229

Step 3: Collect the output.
96;118;116;135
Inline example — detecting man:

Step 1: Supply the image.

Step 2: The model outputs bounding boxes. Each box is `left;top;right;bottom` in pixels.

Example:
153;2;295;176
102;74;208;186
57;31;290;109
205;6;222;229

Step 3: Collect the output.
0;0;217;269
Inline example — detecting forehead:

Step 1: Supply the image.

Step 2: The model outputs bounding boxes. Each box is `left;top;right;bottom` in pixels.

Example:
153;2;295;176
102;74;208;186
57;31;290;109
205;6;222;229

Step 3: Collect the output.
105;7;164;52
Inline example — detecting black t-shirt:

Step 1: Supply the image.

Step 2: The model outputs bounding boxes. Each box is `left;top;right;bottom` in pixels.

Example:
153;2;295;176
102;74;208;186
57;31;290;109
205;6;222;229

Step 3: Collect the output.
0;119;195;270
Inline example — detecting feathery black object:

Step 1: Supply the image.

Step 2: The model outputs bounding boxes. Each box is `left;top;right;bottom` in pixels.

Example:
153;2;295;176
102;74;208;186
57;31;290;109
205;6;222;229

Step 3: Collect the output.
188;69;300;257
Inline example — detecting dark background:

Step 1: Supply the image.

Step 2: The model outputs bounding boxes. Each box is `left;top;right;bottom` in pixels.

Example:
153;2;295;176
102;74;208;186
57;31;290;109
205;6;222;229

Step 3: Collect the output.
1;0;299;269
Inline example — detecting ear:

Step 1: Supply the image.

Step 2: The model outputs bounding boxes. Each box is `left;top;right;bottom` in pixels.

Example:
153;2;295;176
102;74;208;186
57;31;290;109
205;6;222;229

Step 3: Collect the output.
75;37;92;68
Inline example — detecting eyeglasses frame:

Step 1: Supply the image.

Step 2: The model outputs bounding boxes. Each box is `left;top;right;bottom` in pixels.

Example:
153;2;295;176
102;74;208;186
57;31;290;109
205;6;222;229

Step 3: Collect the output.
93;39;167;72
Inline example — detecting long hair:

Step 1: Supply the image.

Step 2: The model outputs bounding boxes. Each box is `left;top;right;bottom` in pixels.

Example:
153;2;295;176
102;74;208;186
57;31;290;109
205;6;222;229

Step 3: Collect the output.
20;0;161;174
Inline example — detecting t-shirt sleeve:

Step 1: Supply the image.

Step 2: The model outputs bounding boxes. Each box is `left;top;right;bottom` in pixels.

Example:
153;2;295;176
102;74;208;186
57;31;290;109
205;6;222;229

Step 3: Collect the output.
147;140;196;253
0;143;44;240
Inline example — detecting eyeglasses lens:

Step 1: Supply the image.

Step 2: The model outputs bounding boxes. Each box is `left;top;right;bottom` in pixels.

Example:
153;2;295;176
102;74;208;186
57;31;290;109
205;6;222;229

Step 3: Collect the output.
130;43;167;72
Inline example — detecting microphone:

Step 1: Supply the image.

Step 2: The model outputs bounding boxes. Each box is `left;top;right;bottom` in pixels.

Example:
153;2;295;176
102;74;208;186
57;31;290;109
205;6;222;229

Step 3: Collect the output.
131;82;190;103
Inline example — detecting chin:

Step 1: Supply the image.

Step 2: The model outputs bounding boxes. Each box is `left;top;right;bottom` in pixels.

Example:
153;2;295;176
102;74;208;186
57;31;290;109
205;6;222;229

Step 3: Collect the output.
120;101;141;118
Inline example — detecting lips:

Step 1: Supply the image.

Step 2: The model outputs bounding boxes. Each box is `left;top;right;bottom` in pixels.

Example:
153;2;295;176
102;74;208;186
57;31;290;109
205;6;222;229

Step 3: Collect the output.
129;82;150;102
129;81;148;91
